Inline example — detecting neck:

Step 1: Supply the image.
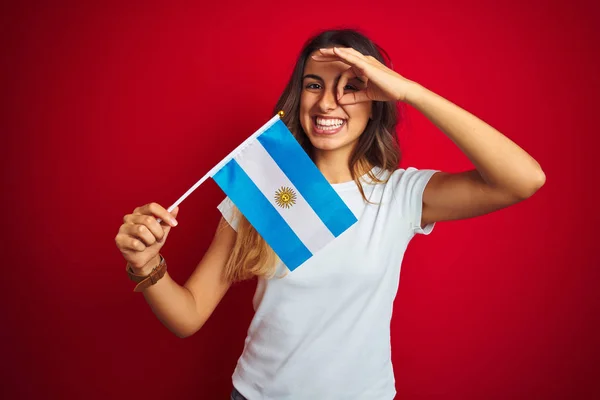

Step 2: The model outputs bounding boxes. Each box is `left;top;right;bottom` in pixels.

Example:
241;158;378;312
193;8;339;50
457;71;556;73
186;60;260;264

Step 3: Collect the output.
313;147;354;184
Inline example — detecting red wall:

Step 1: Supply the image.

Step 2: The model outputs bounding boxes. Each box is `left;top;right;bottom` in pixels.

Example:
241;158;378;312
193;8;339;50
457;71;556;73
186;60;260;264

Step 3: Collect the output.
2;0;598;398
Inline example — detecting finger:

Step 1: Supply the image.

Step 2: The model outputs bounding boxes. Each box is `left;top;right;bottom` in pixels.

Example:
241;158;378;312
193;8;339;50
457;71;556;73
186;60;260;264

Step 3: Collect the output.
313;49;384;79
124;214;166;242
332;49;370;80
339;89;373;105
134;202;178;227
321;47;371;70
310;57;335;62
115;233;147;252
337;47;369;60
337;50;374;86
121;221;158;246
122;214;164;240
310;52;338;62
311;47;349;63
337;48;382;70
316;47;375;66
317;47;341;56
316;47;357;56
337;68;350;101
337;67;358;101
154;206;179;236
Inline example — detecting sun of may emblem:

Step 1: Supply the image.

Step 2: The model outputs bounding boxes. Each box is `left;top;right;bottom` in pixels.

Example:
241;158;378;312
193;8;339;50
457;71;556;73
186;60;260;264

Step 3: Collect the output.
274;186;297;209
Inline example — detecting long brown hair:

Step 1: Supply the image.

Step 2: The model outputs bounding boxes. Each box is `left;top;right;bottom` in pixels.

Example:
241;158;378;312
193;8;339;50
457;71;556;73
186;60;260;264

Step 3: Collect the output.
223;28;403;282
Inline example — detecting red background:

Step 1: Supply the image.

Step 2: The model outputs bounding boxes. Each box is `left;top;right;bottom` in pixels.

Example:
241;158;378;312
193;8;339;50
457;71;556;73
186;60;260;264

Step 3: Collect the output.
2;0;598;399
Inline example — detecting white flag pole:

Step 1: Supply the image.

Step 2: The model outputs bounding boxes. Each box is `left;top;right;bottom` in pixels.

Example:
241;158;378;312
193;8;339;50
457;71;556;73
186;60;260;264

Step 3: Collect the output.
157;112;284;223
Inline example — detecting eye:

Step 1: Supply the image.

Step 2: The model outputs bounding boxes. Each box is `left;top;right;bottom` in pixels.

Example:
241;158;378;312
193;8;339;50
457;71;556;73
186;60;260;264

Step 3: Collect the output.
344;84;358;91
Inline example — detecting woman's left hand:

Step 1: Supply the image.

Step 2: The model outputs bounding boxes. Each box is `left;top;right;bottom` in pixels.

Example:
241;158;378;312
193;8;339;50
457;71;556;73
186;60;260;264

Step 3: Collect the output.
311;47;418;104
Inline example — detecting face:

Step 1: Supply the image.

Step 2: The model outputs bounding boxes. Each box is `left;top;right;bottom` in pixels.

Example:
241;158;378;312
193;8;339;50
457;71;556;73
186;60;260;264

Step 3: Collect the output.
299;50;373;156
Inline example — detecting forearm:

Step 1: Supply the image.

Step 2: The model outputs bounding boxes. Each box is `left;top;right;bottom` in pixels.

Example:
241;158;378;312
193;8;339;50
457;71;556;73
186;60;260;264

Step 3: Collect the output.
405;82;546;198
139;261;201;338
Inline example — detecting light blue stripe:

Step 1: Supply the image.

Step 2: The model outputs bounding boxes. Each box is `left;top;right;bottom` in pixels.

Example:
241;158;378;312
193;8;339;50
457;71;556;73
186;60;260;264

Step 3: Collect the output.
213;158;313;271
257;120;358;237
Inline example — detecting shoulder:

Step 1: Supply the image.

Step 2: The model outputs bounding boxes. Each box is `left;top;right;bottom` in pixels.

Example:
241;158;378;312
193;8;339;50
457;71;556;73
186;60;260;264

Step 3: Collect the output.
385;167;439;191
381;167;440;219
361;166;438;196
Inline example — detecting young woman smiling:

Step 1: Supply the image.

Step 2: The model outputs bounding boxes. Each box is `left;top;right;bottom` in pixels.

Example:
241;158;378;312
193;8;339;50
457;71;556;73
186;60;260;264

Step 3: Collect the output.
115;29;545;399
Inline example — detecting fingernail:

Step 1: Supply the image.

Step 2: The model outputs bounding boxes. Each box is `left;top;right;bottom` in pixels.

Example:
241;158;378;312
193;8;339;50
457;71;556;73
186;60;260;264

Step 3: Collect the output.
170;218;178;226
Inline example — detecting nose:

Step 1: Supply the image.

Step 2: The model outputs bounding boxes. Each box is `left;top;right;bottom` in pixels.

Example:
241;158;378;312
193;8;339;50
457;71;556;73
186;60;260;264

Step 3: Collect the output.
317;86;338;112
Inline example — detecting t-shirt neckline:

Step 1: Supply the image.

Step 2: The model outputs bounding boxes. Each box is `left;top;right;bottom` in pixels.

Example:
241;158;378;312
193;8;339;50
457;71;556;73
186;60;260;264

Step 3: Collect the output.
330;166;384;192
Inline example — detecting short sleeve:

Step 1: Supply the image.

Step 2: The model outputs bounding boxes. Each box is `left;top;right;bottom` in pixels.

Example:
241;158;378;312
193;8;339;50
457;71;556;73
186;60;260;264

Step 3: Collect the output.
217;196;240;231
397;167;439;235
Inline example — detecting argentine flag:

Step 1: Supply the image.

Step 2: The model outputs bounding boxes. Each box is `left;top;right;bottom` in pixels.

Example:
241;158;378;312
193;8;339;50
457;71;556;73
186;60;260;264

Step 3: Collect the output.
211;113;357;271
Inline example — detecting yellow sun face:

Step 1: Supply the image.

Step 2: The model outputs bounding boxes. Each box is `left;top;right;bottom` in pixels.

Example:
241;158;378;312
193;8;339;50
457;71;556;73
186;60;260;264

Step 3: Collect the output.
274;186;297;209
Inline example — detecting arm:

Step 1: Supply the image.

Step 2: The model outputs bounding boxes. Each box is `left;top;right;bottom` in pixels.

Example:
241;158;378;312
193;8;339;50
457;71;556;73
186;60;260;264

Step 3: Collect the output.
310;47;544;226
404;83;546;226
140;217;235;338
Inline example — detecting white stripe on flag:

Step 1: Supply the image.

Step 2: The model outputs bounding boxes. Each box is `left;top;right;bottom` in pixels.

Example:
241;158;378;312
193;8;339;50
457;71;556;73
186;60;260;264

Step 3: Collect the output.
235;139;336;255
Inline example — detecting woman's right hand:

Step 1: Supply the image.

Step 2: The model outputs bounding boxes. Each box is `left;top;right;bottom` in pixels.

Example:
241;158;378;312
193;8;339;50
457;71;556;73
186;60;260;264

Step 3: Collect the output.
115;202;180;274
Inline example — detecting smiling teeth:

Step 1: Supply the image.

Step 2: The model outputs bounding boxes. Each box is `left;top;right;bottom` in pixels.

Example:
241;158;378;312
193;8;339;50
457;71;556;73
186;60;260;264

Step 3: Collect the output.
316;118;344;127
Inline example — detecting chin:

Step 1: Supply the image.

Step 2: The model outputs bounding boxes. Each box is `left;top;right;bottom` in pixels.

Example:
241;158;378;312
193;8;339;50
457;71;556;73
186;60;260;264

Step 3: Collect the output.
308;136;346;150
307;135;358;154
308;140;343;152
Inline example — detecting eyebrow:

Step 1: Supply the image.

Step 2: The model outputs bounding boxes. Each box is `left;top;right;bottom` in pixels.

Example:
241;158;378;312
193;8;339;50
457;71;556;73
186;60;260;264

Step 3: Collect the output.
302;74;365;84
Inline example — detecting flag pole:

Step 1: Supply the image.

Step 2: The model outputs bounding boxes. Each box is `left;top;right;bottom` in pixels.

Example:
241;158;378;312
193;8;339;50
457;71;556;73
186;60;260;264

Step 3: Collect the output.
157;111;285;222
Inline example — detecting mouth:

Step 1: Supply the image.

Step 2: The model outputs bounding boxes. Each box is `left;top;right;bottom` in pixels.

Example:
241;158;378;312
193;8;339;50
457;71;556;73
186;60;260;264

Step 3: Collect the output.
311;116;346;135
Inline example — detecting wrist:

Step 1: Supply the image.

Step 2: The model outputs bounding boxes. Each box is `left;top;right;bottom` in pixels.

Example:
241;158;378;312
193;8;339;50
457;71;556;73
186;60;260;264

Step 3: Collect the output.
403;81;426;106
126;253;168;292
132;254;161;276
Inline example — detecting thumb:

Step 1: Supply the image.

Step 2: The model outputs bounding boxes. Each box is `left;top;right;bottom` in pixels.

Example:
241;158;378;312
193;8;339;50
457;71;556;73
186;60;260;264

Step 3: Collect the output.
165;206;180;230
159;207;179;244
159;207;179;235
158;206;179;228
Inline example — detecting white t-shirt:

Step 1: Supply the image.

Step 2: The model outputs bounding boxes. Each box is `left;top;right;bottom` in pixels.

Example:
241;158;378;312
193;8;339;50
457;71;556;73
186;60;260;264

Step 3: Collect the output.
217;166;438;400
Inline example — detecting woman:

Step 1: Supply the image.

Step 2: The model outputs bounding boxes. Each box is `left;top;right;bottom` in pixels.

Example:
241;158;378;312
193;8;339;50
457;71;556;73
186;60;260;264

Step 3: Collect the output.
115;29;545;399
